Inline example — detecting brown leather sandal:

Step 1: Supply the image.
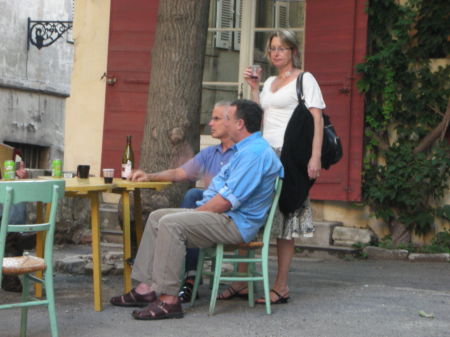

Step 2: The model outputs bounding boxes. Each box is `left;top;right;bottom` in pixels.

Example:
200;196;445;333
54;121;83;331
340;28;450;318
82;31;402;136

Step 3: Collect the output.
110;288;156;307
132;300;184;320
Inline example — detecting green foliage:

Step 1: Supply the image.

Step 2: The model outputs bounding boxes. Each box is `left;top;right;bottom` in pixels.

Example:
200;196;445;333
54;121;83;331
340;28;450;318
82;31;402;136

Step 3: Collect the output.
357;0;450;235
436;205;450;221
430;231;450;250
412;0;450;58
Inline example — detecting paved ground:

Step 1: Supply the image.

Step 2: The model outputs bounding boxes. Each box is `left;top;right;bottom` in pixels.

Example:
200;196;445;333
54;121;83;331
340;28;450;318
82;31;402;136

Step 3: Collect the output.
1;251;449;337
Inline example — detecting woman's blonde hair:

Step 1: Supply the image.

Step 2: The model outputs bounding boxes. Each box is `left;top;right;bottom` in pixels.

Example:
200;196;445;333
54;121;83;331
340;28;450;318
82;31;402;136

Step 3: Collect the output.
265;29;301;68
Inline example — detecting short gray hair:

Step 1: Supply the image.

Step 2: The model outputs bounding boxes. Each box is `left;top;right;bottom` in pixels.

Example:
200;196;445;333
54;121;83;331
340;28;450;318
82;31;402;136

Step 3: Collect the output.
213;101;232;119
214;101;232;108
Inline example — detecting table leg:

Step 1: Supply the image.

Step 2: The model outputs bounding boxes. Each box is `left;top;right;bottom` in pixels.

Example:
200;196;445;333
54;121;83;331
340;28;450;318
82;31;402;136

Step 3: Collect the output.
133;189;143;246
121;190;132;293
89;192;103;312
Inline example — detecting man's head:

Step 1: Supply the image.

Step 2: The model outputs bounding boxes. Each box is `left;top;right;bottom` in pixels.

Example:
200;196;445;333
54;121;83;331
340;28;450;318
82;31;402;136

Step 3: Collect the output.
209;101;231;140
224;99;262;142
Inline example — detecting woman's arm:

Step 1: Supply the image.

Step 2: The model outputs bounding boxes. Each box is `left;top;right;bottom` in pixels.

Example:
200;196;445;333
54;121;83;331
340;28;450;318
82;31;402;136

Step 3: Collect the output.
308;107;323;179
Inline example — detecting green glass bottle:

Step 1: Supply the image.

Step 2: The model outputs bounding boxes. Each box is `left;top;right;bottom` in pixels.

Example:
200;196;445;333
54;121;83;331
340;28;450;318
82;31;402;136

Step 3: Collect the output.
121;135;134;179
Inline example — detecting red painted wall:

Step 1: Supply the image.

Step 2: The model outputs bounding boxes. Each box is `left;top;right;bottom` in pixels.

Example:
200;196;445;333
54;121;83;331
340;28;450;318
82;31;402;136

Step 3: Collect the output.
101;0;159;174
305;0;368;201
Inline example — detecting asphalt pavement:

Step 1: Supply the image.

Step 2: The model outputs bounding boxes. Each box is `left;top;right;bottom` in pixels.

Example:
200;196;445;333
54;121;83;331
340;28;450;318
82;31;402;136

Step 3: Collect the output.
1;254;449;337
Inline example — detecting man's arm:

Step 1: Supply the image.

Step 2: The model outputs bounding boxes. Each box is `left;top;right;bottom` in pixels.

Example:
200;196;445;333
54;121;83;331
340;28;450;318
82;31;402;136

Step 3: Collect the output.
195;194;231;213
131;168;188;182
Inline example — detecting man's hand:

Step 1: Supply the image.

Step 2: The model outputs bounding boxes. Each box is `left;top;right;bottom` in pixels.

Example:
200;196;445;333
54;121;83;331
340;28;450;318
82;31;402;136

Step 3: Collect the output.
196;194;231;213
130;169;148;182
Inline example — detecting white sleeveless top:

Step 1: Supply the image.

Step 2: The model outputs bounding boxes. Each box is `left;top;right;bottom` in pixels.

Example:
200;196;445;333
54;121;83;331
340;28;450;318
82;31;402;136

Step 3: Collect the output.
260;72;326;149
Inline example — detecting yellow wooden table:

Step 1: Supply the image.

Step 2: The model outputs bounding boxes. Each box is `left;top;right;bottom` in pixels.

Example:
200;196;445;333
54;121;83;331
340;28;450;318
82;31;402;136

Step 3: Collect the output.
111;179;171;293
35;177;170;311
36;177;114;311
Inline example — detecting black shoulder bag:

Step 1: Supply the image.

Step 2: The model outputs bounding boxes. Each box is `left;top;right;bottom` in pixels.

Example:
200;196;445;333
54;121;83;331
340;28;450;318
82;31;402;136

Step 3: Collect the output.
296;72;343;170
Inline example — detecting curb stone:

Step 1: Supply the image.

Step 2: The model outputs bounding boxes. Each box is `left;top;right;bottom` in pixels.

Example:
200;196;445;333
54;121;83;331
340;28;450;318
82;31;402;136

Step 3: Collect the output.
363;246;409;260
408;253;450;262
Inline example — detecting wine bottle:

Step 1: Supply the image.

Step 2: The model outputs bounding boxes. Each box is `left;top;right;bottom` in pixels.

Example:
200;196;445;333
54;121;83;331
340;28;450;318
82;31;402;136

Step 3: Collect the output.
121;135;134;179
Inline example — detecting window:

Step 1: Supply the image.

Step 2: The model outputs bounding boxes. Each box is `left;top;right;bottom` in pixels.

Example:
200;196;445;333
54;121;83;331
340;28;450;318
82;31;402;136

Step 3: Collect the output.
3;141;49;169
201;0;305;133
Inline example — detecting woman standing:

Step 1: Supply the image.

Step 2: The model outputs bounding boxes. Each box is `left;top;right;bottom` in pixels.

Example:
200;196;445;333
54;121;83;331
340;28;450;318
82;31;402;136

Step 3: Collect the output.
222;30;326;304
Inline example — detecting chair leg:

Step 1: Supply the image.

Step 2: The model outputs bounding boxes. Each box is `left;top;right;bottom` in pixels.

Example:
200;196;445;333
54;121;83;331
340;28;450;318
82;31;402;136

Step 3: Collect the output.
20;274;30;337
209;245;223;315
261;253;271;315
190;249;205;306
247;250;255;307
44;269;59;337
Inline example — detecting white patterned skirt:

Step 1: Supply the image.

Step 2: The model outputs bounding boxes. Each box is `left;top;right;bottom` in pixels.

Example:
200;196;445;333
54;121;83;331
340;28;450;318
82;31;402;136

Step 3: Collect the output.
271;147;315;240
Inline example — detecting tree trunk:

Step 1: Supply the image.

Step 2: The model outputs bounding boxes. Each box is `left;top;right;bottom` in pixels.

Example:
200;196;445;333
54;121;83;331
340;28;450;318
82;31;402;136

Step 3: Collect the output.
139;0;210;213
390;221;411;246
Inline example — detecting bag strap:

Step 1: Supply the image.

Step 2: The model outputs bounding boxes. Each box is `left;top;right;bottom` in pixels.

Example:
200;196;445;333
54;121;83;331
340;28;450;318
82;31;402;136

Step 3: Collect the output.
296;71;307;104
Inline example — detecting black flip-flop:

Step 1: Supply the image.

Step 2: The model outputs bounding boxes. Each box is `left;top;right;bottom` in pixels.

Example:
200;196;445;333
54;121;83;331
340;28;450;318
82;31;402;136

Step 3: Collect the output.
256;289;289;305
217;285;249;300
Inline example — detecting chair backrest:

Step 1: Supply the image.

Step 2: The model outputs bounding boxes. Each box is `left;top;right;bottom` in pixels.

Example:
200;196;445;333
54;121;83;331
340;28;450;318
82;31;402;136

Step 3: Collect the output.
260;177;282;253
0;180;65;275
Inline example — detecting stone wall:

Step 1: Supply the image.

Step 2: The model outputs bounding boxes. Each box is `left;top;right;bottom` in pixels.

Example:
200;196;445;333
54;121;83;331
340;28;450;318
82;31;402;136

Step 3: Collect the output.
0;0;74;166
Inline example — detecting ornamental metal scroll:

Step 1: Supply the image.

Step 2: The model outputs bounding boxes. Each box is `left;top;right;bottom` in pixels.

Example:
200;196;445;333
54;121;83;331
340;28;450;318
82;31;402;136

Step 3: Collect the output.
27;17;73;50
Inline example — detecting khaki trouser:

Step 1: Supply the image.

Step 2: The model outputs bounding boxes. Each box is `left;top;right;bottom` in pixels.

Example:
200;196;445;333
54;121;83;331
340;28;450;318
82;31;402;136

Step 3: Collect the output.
131;208;243;296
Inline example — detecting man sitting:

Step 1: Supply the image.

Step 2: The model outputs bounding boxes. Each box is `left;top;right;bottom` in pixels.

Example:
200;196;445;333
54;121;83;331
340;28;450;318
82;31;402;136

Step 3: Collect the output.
129;101;235;302
110;99;283;320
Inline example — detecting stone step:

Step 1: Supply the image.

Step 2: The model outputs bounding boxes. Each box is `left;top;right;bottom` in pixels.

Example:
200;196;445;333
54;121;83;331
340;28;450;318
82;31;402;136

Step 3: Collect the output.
99;202;120;230
294;220;343;246
101;229;123;244
295;244;360;255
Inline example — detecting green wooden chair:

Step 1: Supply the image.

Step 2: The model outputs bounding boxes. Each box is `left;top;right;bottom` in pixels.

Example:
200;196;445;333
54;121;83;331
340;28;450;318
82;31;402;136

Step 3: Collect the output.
0;180;65;337
190;177;282;315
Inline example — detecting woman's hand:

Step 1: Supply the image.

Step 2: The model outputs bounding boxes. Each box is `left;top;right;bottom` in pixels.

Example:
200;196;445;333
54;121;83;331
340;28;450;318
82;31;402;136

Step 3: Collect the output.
307;155;321;180
243;66;261;90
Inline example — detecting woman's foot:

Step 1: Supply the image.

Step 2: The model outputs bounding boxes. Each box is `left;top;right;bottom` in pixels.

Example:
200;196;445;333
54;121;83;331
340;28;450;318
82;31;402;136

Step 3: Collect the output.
217;284;248;300
255;288;289;305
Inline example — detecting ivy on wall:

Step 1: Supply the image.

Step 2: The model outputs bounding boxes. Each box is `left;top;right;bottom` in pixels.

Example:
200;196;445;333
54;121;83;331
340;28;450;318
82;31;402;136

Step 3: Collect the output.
357;0;450;242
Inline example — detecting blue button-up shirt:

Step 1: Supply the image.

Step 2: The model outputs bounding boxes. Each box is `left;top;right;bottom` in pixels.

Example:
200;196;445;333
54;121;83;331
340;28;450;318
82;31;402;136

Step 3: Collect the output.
181;144;235;182
197;132;283;242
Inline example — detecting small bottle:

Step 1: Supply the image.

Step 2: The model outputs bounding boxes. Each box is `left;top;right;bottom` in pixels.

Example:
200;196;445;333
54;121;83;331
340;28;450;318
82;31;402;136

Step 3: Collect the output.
121;135;134;179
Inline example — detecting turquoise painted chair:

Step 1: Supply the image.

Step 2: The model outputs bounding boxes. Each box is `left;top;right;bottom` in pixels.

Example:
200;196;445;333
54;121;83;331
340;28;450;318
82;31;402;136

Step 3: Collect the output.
191;177;282;315
0;180;65;337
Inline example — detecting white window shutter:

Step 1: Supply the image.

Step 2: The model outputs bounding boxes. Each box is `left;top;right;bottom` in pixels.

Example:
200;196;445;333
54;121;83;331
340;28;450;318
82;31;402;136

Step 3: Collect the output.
215;0;234;49
233;0;242;51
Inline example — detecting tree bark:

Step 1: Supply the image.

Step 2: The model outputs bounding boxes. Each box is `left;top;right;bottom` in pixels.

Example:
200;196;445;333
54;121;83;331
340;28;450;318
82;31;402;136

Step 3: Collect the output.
413;99;450;154
138;0;210;212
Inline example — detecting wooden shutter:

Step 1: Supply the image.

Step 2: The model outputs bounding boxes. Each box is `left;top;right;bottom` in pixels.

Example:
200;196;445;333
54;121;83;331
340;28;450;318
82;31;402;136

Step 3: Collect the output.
216;0;234;49
277;2;289;28
304;0;368;202
101;0;159;173
233;0;242;51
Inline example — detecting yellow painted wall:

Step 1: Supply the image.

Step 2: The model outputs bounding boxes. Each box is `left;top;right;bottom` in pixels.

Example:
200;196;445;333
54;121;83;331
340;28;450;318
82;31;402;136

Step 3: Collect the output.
64;0;111;176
